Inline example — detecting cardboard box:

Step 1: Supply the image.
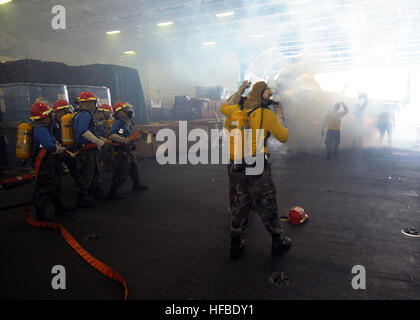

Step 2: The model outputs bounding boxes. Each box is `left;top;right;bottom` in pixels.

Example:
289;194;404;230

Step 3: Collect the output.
134;139;154;158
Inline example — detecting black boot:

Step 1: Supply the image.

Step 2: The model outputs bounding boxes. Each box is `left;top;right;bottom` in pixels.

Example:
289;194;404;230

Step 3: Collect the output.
77;192;95;208
132;182;149;191
272;234;292;256
107;188;123;201
230;235;245;260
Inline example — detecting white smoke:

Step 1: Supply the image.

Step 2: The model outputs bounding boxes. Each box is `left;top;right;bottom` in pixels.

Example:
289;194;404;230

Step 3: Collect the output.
246;61;405;152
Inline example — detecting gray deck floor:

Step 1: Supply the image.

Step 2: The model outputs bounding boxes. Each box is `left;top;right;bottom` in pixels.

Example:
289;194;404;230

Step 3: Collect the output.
1;145;420;299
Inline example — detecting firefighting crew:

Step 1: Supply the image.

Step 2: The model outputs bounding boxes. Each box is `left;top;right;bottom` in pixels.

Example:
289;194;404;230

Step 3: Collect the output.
221;80;292;260
321;102;348;160
29;102;73;221
73;91;107;207
23;92;150;216
107;102;149;200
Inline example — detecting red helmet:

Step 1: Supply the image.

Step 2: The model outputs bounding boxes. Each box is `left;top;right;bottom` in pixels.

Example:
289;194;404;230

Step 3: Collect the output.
30;102;52;121
287;206;309;225
76;91;97;102
53;99;70;112
113;102;134;118
98;104;112;113
113;102;128;113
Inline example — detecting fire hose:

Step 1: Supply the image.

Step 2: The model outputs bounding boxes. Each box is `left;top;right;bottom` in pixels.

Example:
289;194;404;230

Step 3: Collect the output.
1;147;129;300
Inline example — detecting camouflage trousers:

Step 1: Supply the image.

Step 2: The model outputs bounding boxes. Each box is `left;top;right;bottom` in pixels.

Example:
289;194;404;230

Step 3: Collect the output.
33;154;64;213
75;148;103;195
110;149;140;191
55;153;77;191
228;162;283;238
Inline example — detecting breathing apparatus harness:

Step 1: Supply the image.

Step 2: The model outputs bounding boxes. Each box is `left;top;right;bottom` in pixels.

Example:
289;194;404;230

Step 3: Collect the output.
112;117;136;152
244;94;274;154
73;109;99;151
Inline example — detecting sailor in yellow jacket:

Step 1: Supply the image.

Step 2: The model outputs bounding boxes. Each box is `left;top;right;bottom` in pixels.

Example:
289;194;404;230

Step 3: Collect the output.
221;80;292;260
321;102;348;160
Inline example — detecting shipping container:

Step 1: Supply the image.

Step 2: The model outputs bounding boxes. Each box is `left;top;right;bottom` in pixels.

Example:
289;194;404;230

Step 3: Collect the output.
0;124;25;168
67;85;111;106
0;83;68;122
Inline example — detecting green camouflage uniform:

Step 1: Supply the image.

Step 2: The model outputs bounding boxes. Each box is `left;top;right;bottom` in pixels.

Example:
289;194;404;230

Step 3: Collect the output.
34;154;64;212
54;153;77;192
75;148;103;195
228;162;283;238
110;147;140;190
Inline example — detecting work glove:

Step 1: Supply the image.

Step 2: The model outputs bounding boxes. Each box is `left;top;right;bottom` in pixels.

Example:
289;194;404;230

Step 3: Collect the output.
96;140;105;149
82;130;105;149
226;80;251;106
239;80;251;92
54;144;66;155
109;134;131;144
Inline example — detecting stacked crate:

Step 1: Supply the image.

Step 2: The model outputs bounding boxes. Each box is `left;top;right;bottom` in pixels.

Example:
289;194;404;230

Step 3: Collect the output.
149;108;174;122
0;122;22;168
173;96;204;121
195;86;223;100
207;100;224;119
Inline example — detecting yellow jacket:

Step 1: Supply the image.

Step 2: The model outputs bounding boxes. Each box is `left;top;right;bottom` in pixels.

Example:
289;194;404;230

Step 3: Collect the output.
322;107;348;131
221;103;288;155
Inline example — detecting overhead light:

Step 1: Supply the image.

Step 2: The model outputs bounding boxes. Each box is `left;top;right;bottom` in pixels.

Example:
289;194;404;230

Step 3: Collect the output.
157;21;173;27
310;26;327;31
0;0;13;4
124;51;137;55
106;30;121;35
215;11;235;18
251;34;265;38
290;0;312;4
202;41;216;46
